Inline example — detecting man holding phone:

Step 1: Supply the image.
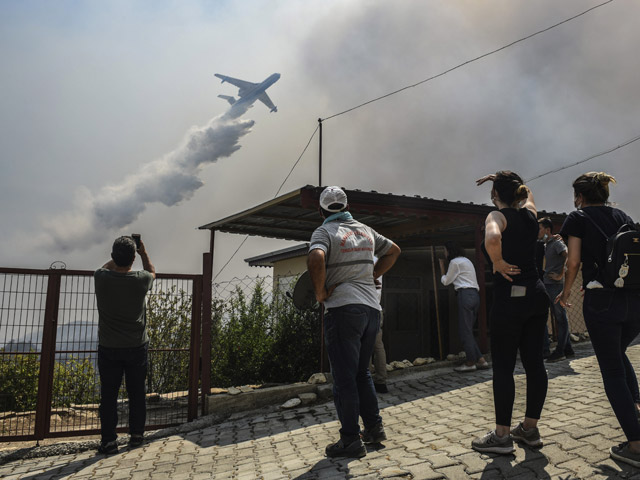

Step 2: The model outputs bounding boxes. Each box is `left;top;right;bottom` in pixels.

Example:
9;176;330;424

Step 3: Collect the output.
94;235;155;454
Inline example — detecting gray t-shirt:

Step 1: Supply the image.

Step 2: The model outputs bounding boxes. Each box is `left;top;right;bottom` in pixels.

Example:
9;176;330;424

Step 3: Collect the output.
543;238;567;284
309;218;392;310
94;269;154;348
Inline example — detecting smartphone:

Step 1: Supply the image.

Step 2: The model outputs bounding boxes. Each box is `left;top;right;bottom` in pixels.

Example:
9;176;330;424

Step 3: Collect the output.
131;234;141;250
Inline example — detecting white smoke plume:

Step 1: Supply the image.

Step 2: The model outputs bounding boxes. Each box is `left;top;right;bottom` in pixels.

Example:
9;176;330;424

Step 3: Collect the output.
40;110;255;252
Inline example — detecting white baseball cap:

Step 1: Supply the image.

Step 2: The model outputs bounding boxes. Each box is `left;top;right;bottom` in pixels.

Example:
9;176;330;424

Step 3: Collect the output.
319;186;348;212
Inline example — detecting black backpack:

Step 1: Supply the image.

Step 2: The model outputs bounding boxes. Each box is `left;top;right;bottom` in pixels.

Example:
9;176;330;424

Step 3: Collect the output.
580;210;640;289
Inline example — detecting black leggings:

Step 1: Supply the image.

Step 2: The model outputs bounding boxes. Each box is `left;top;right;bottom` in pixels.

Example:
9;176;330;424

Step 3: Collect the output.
490;281;549;426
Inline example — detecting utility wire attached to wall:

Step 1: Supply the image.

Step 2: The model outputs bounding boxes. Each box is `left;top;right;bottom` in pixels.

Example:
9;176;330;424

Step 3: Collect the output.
213;125;320;282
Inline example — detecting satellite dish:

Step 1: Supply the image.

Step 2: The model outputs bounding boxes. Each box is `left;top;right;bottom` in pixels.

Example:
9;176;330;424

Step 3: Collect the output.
291;271;319;311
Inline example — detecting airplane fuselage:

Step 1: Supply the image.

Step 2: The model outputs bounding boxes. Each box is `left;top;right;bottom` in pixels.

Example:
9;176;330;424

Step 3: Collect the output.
216;72;280;113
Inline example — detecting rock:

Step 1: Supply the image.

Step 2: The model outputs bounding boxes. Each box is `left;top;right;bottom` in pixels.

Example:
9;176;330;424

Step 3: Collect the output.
385;364;394;372
227;387;242;396
426;357;436;364
412;357;429;366
402;359;413;368
307;373;327;384
280;398;302;409
316;384;333;400
458;351;466;359
50;414;63;424
446;354;458;361
238;385;253;393
390;361;407;369
210;388;227;395
570;333;580;342
298;393;317;405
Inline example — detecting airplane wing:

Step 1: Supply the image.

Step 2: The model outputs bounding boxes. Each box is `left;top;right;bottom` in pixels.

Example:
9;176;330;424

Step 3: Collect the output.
258;92;277;112
214;74;256;94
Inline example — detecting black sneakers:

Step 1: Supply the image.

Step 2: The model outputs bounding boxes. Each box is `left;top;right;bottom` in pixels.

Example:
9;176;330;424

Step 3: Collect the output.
325;438;367;458
546;352;566;363
374;383;389;393
129;434;144;448
610;442;640;468
97;440;118;455
361;422;387;444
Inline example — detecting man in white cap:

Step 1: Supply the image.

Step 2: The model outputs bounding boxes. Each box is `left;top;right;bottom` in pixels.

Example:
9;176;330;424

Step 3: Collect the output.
308;186;401;458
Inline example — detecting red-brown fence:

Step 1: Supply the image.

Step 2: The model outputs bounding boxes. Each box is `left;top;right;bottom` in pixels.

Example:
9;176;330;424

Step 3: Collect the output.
0;267;203;441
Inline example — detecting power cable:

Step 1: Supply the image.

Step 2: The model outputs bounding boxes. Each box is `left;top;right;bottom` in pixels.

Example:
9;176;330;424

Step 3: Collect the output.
526;132;640;183
321;0;614;122
213;125;320;281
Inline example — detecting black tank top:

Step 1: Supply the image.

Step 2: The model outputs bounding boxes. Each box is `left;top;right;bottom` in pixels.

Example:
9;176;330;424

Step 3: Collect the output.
485;208;540;288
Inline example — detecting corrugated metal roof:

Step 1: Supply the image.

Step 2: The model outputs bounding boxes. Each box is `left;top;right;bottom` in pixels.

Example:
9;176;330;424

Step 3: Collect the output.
199;185;568;248
245;243;309;267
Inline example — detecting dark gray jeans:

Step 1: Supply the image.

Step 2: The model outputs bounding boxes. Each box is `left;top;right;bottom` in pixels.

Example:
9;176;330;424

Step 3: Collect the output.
457;288;482;362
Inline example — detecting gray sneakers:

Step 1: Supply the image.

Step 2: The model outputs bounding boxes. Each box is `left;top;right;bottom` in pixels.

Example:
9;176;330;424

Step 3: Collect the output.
471;430;514;454
610;442;640;468
510;422;542;447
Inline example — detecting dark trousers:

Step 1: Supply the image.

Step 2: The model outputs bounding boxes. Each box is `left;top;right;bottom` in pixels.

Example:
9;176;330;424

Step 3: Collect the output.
325;304;381;443
98;344;148;443
457;288;482;362
584;289;640;441
490;281;549;426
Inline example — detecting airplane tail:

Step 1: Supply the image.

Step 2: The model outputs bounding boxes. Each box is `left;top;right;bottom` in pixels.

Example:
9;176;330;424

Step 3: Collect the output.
217;95;236;105
270;106;278;113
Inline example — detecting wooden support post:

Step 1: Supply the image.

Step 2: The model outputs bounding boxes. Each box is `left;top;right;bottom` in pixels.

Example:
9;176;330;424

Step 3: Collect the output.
430;246;444;360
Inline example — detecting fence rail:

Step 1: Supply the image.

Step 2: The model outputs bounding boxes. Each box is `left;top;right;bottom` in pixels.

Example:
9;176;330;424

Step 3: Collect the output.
0;267;202;442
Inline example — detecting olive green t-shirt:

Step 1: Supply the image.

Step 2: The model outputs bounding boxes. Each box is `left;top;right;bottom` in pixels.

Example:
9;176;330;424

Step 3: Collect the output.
94;269;154;348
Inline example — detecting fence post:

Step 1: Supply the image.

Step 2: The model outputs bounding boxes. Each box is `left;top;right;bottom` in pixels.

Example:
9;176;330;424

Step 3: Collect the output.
34;271;61;440
201;253;212;415
188;276;202;422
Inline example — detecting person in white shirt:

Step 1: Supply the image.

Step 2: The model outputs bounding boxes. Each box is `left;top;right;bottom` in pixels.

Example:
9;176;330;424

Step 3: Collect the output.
439;241;489;372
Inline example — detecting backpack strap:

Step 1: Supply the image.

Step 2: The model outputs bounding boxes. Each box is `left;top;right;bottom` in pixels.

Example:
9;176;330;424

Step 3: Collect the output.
578;209;609;240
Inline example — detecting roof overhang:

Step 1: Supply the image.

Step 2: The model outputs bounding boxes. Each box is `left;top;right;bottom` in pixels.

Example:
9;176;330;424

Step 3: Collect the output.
199;185;568;248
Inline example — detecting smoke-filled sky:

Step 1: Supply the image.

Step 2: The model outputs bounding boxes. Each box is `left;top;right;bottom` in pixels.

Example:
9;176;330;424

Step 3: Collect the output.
1;0;639;279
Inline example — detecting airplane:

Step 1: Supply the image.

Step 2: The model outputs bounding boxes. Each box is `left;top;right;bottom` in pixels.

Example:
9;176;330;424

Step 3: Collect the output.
214;73;280;113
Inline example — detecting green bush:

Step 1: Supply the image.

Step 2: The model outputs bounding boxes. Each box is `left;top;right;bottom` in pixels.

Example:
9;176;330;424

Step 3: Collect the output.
52;356;99;407
0;352;98;412
0;352;40;411
210;279;322;387
147;286;192;394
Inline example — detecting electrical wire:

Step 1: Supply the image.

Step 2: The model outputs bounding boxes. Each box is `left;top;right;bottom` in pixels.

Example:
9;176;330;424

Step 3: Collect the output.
213;125;320;281
526;132;640;183
321;0;614;122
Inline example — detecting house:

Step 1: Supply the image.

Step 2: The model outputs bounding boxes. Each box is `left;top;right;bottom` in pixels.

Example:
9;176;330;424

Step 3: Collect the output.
244;243;309;293
200;185;573;362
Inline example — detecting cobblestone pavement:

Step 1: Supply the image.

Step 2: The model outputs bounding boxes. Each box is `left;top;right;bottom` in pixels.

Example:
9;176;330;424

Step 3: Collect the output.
3;342;640;479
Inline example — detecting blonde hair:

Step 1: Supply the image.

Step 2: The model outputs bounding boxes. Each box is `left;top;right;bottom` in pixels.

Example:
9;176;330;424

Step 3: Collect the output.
573;171;617;204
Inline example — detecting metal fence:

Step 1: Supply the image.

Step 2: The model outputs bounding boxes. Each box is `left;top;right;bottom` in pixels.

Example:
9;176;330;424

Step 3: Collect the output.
0;267;202;441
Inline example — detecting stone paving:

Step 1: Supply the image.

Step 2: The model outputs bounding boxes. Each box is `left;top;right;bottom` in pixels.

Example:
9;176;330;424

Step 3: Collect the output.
2;342;640;479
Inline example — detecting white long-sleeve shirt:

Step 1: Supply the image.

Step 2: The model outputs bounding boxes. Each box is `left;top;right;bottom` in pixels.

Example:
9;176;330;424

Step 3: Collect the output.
440;256;479;291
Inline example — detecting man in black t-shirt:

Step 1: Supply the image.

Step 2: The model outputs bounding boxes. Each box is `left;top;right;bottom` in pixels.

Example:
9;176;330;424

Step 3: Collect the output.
94;236;155;454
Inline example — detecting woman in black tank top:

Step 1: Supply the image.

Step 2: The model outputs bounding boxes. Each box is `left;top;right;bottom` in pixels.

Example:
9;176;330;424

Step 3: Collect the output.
471;171;549;455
